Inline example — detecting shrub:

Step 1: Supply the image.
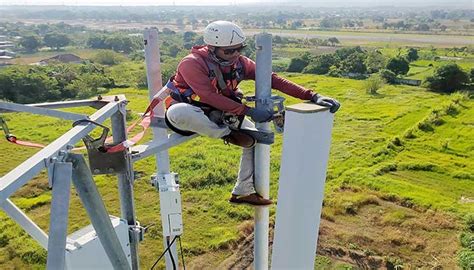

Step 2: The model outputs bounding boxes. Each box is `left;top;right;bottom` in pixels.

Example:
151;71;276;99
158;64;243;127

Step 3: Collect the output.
365;74;384;94
466;213;474;231
406;48;419;62
365;50;387;73
459;232;474;248
386;57;410;76
327;65;342;77
423;64;469;93
340;52;367;74
92;50;126;65
287;54;311;72
302;54;335;74
379;69;396;84
272;62;288;72
457;248;474;270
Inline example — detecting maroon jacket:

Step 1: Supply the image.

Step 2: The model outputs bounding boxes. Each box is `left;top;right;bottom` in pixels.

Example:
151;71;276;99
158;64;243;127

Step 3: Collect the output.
172;45;315;115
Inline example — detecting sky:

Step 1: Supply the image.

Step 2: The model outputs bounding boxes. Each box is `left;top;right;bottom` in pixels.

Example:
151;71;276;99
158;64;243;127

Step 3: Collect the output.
0;0;472;7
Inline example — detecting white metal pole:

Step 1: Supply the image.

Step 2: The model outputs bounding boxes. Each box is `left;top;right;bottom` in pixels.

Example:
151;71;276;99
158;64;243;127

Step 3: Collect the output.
254;33;272;270
143;28;179;269
271;104;334;270
111;101;139;270
68;153;131;270
46;161;72;270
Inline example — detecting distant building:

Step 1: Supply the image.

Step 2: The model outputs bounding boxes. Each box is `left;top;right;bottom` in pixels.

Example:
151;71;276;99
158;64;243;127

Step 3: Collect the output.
39;54;83;65
0;41;14;49
0;50;16;57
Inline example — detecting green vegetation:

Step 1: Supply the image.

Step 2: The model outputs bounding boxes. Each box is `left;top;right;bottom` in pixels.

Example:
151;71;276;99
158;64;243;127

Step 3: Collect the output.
0;11;473;269
0;63;113;103
424;63;471;93
1;71;473;268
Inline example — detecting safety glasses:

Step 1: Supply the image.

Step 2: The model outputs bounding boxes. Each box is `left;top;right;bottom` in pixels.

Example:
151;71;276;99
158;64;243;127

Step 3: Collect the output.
222;45;247;55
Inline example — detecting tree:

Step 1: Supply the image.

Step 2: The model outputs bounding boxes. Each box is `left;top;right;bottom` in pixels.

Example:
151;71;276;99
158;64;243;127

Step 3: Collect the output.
104;35;137;53
302;54;335;74
386;57;409;76
423;64;469;93
19;35;42;52
365;50;386;73
340;52;367;74
287;52;312;73
328;37;340;47
406;48;419;62
168;45;181;58
87;34;107;49
44;32;71;50
334;46;364;61
92;50;126;65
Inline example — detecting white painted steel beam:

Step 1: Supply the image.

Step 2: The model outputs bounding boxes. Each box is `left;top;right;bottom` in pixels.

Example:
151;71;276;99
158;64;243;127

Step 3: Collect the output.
69;153;131;270
111;102;140;270
0;199;49;249
46;161;72;270
0;99;101;112
254;33;272;270
0;101;119;203
131;133;198;162
271;103;334;270
0;101;88;121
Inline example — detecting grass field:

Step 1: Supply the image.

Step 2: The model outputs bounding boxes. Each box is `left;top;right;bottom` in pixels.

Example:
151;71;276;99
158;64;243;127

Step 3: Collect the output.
0;70;473;268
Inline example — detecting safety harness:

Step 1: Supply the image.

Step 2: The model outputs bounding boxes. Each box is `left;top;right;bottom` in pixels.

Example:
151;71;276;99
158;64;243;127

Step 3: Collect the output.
164;57;246;136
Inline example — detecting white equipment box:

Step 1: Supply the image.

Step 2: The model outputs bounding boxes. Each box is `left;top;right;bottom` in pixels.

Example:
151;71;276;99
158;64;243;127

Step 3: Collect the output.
65;216;131;269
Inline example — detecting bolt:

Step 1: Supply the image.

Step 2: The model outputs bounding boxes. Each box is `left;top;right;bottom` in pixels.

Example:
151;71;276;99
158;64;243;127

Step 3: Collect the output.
97;95;102;100
93;169;101;174
114;96;119;102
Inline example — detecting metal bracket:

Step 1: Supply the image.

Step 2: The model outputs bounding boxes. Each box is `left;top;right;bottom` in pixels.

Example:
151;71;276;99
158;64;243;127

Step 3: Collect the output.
73;119;128;175
245;95;286;133
46;146;74;188
129;222;145;243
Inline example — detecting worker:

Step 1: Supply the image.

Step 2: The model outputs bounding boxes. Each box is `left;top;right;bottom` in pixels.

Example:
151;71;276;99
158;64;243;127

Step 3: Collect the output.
164;21;340;206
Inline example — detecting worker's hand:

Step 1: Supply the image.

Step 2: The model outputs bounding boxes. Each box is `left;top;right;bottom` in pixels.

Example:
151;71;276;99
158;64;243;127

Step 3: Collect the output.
246;107;273;123
235;89;244;100
311;94;340;113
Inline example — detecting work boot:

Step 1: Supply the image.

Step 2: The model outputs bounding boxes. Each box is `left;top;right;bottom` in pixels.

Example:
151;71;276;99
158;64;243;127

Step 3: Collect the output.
229;193;273;206
222;130;256;148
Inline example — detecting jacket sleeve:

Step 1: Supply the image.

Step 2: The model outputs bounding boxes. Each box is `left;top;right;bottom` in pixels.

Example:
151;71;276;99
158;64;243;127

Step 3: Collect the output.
241;57;315;100
177;57;249;115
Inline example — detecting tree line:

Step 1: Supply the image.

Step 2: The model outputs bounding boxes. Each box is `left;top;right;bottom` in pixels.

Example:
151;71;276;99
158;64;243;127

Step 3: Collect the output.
286;46;473;93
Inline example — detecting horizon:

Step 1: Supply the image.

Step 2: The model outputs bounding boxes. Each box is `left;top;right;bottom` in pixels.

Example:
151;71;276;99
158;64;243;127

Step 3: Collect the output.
0;0;472;8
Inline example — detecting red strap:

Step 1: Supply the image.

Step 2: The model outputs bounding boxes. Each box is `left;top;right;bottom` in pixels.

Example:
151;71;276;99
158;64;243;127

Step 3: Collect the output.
105;95;161;153
3;95;163;153
6;135;46;148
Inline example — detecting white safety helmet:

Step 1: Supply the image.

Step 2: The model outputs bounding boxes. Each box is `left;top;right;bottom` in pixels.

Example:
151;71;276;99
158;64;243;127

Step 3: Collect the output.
204;21;246;47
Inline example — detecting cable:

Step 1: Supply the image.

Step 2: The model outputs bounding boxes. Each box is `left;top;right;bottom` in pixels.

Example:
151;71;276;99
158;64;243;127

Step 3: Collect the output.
150;236;178;270
178;236;186;270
